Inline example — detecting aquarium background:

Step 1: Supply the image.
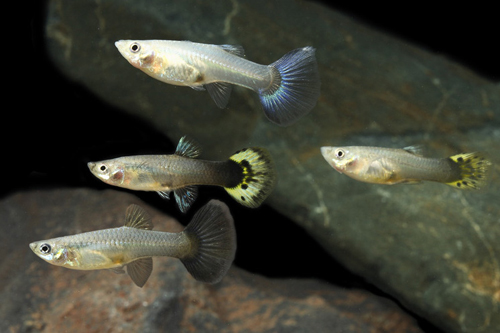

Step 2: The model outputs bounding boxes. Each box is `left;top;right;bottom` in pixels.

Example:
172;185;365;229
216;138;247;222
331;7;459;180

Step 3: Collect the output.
2;1;499;332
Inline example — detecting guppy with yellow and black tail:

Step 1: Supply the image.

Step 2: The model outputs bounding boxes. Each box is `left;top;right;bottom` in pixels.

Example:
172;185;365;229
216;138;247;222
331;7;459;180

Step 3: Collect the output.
321;145;492;189
30;200;236;287
88;136;276;213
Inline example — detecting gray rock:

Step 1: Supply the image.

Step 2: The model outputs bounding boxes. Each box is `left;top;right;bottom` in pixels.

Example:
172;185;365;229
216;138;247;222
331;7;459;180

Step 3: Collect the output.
37;0;500;332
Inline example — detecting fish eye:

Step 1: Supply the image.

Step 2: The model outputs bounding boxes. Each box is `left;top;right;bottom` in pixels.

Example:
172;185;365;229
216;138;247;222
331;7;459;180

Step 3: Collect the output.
100;164;107;172
335;149;345;159
130;42;141;53
40;243;51;254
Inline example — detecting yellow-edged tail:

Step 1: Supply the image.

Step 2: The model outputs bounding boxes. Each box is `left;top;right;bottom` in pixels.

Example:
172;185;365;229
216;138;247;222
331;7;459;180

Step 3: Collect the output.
225;147;276;208
446;152;492;190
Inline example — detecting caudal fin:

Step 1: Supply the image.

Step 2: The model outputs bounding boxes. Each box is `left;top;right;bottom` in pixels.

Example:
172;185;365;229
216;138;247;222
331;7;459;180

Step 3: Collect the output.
259;46;321;126
225;147;276;208
446;152;492;189
181;200;236;283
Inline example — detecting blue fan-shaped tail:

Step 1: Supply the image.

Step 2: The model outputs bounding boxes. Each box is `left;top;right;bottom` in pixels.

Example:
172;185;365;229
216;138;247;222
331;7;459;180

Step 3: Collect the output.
258;46;321;126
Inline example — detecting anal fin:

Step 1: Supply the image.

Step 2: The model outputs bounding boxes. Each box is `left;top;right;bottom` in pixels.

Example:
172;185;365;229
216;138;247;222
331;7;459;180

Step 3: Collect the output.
127;257;153;288
174;185;198;213
205;82;232;109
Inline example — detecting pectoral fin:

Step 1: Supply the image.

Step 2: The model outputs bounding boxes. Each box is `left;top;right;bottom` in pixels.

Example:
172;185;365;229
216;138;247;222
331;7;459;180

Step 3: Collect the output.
397;180;422;185
366;159;421;185
110;267;126;274
77;251;109;267
127;258;153;288
157;191;171;200
366;159;394;181
190;85;205;91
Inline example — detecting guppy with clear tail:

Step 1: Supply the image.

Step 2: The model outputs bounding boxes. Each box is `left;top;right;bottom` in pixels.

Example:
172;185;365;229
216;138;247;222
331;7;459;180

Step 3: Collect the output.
30;200;236;287
88;136;276;213
115;40;321;126
321;145;492;189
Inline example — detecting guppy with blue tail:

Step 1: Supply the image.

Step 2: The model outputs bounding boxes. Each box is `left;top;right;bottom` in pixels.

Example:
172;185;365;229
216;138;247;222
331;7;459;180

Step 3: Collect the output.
115;40;321;126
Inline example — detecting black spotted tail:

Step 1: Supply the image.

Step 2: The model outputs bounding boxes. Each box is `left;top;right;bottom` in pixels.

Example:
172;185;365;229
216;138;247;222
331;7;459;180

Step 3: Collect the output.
446;152;492;189
225;147;276;208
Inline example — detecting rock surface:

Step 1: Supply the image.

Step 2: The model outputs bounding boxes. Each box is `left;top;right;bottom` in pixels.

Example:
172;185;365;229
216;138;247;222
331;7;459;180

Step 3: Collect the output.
0;188;424;332
14;0;500;332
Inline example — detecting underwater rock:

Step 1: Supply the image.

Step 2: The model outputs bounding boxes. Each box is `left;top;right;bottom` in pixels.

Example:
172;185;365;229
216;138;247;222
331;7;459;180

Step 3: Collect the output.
39;0;500;332
0;188;423;332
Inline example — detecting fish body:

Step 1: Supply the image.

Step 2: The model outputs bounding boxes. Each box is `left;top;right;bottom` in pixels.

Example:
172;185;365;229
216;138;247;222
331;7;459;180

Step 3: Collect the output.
89;155;240;191
88;136;276;212
115;40;321;126
321;145;491;189
30;200;236;287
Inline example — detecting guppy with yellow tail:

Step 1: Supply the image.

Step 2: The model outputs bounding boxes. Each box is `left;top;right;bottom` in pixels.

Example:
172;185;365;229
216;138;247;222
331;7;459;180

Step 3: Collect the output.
88;136;275;213
321;145;492;189
115;40;321;126
29;200;236;287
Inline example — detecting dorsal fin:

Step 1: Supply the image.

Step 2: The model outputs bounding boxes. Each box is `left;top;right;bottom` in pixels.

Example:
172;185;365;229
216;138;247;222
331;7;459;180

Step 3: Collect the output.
219;44;245;57
125;204;153;230
403;145;423;156
175;136;201;158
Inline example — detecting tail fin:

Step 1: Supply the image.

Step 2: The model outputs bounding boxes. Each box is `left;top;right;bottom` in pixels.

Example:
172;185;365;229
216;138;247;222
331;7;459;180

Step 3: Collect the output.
259;46;321;126
225;147;276;208
181;200;236;283
446;152;492;189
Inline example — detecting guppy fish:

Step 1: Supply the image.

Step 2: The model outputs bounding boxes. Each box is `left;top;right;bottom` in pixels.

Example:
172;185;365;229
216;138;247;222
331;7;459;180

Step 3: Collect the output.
30;200;236;287
115;40;321;126
321;145;491;189
88;136;276;213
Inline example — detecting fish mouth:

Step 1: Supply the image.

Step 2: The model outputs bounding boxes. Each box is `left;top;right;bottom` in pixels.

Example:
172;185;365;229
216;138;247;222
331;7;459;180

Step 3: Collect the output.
87;162;96;171
331;164;344;174
114;40;127;51
320;147;331;156
320;147;344;174
29;242;37;252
